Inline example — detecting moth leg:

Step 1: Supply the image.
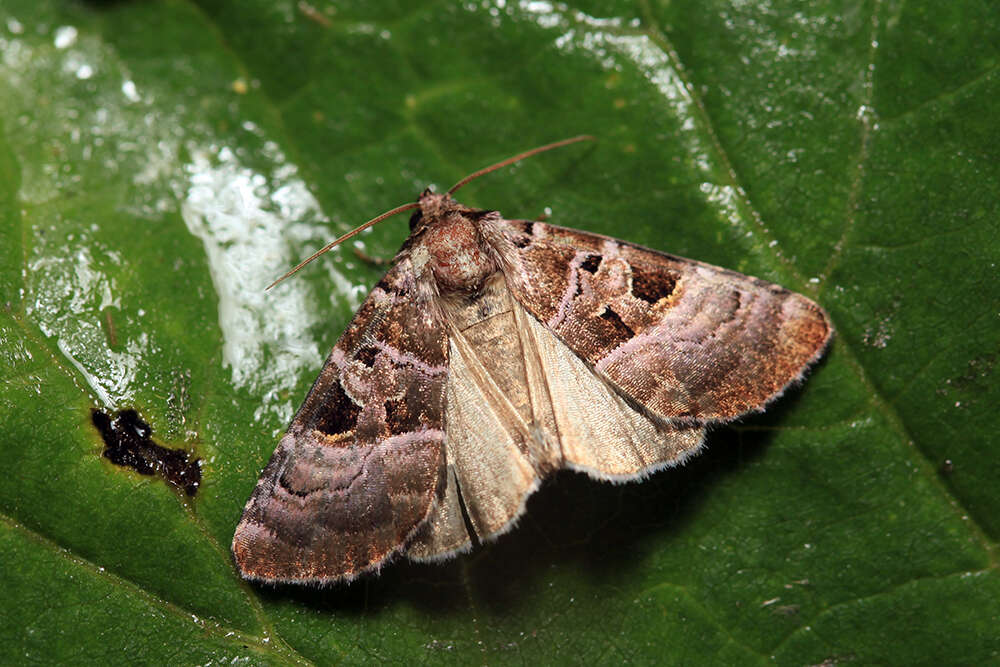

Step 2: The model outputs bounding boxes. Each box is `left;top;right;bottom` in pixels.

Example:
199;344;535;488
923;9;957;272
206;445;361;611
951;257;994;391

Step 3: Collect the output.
352;244;391;267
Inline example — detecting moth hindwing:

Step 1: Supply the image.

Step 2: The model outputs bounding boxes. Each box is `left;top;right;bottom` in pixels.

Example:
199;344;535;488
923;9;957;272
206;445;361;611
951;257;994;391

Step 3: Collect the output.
232;176;831;585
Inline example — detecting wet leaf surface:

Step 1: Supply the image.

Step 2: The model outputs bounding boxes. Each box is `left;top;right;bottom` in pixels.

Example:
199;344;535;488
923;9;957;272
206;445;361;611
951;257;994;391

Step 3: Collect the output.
1;1;997;664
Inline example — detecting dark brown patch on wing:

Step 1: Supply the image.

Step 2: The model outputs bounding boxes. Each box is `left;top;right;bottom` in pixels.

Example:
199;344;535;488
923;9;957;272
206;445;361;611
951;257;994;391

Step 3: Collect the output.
631;263;677;304
355;346;378;367
464;209;497;221
373;275;402;296
505;220;537;249
515;220;535;235
599;307;635;340
92;408;201;496
232;256;450;584
580;253;602;274
277;468;313;498
334;297;379;354
383;382;432;434
500;239;577;324
311;380;361;437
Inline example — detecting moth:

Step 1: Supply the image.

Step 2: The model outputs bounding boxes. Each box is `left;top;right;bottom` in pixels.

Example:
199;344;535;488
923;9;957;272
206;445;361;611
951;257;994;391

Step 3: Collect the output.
232;137;832;584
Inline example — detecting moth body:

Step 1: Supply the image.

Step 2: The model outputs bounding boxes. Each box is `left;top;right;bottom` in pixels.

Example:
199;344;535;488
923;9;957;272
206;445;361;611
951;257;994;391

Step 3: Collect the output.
233;158;831;586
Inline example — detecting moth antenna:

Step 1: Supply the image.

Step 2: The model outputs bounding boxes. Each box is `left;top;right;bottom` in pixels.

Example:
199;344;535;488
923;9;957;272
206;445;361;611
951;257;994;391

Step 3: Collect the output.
447;135;595;196
267;135;593;290
266;202;420;291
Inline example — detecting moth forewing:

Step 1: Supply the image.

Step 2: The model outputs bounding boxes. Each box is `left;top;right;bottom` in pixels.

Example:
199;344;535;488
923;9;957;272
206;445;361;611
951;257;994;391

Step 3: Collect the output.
232;255;450;584
497;219;832;423
233;143;831;585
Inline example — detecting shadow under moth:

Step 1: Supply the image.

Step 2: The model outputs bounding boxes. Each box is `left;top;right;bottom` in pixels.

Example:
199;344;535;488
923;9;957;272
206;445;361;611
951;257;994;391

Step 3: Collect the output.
232;137;832;585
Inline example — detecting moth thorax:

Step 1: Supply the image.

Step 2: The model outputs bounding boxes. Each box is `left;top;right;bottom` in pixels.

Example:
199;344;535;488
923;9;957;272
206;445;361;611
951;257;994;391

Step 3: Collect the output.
422;212;496;292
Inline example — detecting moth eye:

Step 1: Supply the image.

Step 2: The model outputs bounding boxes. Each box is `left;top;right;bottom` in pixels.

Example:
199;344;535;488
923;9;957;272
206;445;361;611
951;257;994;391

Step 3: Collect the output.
408;210;423;230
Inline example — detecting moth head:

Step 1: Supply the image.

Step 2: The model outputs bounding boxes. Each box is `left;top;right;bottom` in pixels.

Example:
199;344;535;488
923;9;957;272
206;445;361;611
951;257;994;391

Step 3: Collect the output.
415;190;455;226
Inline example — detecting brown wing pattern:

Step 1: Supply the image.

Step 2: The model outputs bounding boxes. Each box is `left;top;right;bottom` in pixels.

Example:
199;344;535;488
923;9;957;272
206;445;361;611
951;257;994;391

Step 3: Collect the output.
232;256;449;584
493;220;832;423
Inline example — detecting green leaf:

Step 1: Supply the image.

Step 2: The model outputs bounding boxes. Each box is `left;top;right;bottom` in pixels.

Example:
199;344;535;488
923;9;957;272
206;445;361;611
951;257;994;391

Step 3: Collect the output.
2;0;997;664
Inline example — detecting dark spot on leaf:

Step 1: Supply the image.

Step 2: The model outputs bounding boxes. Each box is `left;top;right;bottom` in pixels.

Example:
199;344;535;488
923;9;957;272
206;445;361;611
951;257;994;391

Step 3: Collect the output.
355;346;378;367
599;307;635;340
948;352;997;393
91;409;200;496
580;254;602;274
631;264;677;304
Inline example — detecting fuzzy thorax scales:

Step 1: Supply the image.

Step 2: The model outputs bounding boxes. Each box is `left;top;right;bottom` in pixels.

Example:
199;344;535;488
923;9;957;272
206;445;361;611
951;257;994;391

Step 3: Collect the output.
415;192;499;293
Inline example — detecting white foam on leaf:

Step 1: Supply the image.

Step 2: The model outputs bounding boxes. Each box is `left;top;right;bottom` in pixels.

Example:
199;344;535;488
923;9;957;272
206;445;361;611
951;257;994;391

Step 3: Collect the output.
5;21;362;421
180;142;353;421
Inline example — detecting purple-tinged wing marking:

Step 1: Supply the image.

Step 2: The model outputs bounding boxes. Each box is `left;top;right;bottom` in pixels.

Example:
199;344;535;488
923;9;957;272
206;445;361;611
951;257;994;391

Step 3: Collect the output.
232;256;448;584
497;220;832;423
